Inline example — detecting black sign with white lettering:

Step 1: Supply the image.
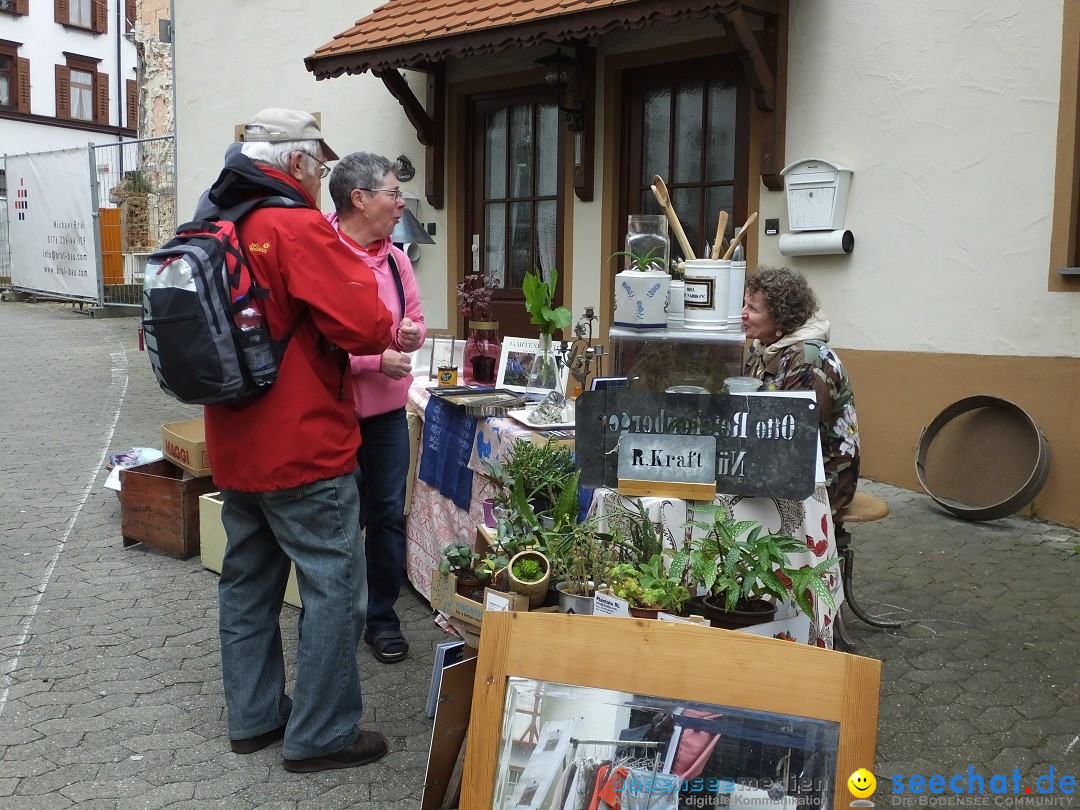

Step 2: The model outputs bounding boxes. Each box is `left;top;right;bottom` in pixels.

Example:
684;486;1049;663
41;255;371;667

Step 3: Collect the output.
576;390;819;499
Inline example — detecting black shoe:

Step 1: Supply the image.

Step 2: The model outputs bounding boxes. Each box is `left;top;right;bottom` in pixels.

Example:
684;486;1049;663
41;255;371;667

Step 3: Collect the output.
364;628;409;664
282;730;389;773
230;724;287;754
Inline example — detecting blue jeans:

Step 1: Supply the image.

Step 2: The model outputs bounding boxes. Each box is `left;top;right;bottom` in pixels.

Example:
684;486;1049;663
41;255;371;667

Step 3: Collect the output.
218;473;367;759
354;407;409;635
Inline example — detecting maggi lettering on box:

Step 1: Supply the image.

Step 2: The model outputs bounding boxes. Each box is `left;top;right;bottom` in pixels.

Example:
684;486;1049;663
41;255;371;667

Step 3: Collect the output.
161;419;212;478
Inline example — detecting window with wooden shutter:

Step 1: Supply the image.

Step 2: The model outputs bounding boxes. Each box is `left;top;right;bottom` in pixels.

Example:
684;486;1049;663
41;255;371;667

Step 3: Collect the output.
55;0;70;25
2;0;30;16
55;64;71;118
125;0;136;32
92;0;107;33
95;70;109;123
16;56;29;112
126;78;137;129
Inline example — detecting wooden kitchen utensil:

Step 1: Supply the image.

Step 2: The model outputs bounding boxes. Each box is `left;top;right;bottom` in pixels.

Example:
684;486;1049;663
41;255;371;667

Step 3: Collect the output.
711;210;729;260
651;175;697;260
722;211;758;260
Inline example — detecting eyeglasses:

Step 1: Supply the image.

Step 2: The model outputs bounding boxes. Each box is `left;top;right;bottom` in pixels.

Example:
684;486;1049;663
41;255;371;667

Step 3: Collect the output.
304;153;332;179
359;187;405;201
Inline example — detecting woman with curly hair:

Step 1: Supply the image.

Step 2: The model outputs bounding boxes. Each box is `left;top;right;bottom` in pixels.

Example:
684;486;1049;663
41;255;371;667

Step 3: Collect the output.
742;266;860;518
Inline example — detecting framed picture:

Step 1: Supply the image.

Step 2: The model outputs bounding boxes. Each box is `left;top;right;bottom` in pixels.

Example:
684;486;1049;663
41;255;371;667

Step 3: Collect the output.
496;336;569;395
589;376;628;391
460;612;882;810
421;334;462;378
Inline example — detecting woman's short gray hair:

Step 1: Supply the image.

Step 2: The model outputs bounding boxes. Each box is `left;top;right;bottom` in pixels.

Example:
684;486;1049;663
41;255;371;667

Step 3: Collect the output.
744;266;819;334
329;152;396;214
241;140;320;173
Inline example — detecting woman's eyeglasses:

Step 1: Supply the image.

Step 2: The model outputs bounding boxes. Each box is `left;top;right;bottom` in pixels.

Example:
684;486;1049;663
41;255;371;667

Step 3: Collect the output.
359;187;405;201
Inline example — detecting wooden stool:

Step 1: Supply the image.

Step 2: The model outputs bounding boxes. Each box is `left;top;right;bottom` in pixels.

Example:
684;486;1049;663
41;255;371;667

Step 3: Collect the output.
833;491;901;650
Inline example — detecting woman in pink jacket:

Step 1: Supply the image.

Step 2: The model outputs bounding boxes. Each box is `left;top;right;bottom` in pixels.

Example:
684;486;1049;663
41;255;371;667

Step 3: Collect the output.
326;152;427;663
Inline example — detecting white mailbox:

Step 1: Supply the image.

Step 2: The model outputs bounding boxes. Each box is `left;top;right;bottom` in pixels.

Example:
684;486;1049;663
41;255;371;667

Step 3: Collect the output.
781;159;852;232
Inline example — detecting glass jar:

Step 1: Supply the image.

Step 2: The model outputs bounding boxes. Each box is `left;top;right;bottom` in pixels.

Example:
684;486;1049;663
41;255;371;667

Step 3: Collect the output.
526;333;561;397
463;320;501;385
625;214;670;273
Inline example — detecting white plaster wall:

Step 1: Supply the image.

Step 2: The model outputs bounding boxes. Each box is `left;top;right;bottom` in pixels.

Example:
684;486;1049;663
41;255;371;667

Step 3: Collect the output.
0;0;137;154
172;0;1072;353
757;0;1070;357
172;1;449;327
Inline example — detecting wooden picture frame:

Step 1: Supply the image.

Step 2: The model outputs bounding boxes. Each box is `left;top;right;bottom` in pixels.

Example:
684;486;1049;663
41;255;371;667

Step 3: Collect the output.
495;336;569;395
460;612;881;810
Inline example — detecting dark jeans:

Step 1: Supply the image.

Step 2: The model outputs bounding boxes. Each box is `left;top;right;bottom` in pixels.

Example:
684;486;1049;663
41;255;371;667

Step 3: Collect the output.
219;474;366;759
355;407;410;635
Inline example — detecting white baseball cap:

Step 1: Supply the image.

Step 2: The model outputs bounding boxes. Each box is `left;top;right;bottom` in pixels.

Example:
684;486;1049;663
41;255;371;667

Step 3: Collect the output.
242;108;339;161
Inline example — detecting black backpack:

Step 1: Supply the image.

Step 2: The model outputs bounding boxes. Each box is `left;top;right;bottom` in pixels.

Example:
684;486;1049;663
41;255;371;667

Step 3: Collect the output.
142;197;305;405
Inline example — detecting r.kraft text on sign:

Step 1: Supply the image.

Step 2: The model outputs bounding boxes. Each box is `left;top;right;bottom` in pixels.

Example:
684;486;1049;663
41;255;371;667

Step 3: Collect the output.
576;389;819;499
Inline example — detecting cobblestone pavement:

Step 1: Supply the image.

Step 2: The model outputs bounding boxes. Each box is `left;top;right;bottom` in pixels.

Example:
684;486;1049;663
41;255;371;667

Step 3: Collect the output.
1;302;1078;809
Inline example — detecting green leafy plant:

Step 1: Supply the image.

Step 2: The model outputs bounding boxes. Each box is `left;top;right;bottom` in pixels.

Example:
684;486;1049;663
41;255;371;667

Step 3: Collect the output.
438;542;482;578
608;554;690;612
522;268;573;335
676;505;838;622
511;557;545;583
490;438;577;517
610;246;665;273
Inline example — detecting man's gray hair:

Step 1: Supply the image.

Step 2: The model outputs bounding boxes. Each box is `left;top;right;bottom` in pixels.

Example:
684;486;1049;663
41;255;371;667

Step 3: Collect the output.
241;140;320;173
329;152;396;214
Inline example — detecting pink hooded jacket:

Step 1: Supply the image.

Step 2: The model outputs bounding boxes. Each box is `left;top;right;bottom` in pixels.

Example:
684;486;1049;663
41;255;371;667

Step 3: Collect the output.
325;212;427;420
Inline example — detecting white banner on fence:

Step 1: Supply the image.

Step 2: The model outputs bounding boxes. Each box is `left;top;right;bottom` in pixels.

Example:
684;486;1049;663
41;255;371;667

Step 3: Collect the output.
7;148;98;300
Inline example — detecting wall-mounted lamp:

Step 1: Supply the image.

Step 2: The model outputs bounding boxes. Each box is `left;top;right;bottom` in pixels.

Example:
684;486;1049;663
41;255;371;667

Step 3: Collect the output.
534;48;585;132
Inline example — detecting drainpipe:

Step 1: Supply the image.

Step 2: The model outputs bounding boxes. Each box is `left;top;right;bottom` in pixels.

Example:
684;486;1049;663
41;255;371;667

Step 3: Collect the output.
116;0;125;175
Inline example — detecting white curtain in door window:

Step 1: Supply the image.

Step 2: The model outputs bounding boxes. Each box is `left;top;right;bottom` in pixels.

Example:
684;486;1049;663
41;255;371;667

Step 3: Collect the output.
536;199;556;282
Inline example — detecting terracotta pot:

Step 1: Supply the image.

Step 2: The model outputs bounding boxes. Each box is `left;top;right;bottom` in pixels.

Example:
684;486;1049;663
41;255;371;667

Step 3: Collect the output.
697;595;778;629
456;574;482;600
628;605;661;620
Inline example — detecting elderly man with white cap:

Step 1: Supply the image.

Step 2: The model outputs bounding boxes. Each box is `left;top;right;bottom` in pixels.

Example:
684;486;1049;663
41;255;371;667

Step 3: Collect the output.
201;108;393;772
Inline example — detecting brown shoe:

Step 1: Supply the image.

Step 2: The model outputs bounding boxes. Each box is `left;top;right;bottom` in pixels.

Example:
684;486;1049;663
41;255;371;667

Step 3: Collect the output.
230;724;286;754
282;730;389;773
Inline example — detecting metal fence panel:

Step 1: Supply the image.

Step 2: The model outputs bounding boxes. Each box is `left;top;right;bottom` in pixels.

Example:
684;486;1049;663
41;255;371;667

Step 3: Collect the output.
93;136;176;308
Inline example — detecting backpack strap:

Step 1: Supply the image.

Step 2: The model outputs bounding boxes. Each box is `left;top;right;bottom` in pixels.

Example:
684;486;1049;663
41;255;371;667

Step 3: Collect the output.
387;251;406;320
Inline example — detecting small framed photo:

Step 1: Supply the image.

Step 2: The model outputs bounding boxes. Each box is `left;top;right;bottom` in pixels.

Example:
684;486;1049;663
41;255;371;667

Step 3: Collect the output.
496;336;569;395
590;376;628;392
424;335;462;378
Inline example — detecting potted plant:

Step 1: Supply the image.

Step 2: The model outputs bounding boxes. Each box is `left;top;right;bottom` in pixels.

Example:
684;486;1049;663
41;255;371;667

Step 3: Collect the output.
439;542;497;600
507;549;552;608
676;505;838;629
457;271;502;384
607;554;691;618
521;268;573;392
490;437;577;519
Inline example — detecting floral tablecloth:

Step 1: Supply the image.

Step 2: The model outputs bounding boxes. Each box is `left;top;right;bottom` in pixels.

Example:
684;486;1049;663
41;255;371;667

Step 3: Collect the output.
589;486;843;648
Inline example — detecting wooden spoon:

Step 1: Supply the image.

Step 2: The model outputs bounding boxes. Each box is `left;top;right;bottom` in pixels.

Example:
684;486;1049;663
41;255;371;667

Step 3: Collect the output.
711;210;729;260
722;211;758;260
651;175;696;260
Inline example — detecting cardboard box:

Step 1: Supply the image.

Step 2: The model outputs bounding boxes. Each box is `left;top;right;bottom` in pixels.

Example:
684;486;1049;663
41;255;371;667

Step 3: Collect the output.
199;492;302;608
162;419;212;478
430;569;528;627
120;459;217;559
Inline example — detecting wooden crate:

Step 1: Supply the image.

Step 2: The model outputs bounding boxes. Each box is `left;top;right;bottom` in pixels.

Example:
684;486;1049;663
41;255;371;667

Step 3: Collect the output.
120;459;217;559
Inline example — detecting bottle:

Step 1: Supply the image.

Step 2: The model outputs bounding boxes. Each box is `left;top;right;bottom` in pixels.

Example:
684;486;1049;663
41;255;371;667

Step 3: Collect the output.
234;297;276;386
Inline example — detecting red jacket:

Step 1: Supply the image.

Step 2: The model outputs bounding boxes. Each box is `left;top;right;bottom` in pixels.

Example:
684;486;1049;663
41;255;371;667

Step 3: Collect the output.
202;161;392;491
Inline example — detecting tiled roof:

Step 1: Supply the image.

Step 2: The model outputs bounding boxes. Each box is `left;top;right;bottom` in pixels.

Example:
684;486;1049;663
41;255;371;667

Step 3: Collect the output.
306;0;728;78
